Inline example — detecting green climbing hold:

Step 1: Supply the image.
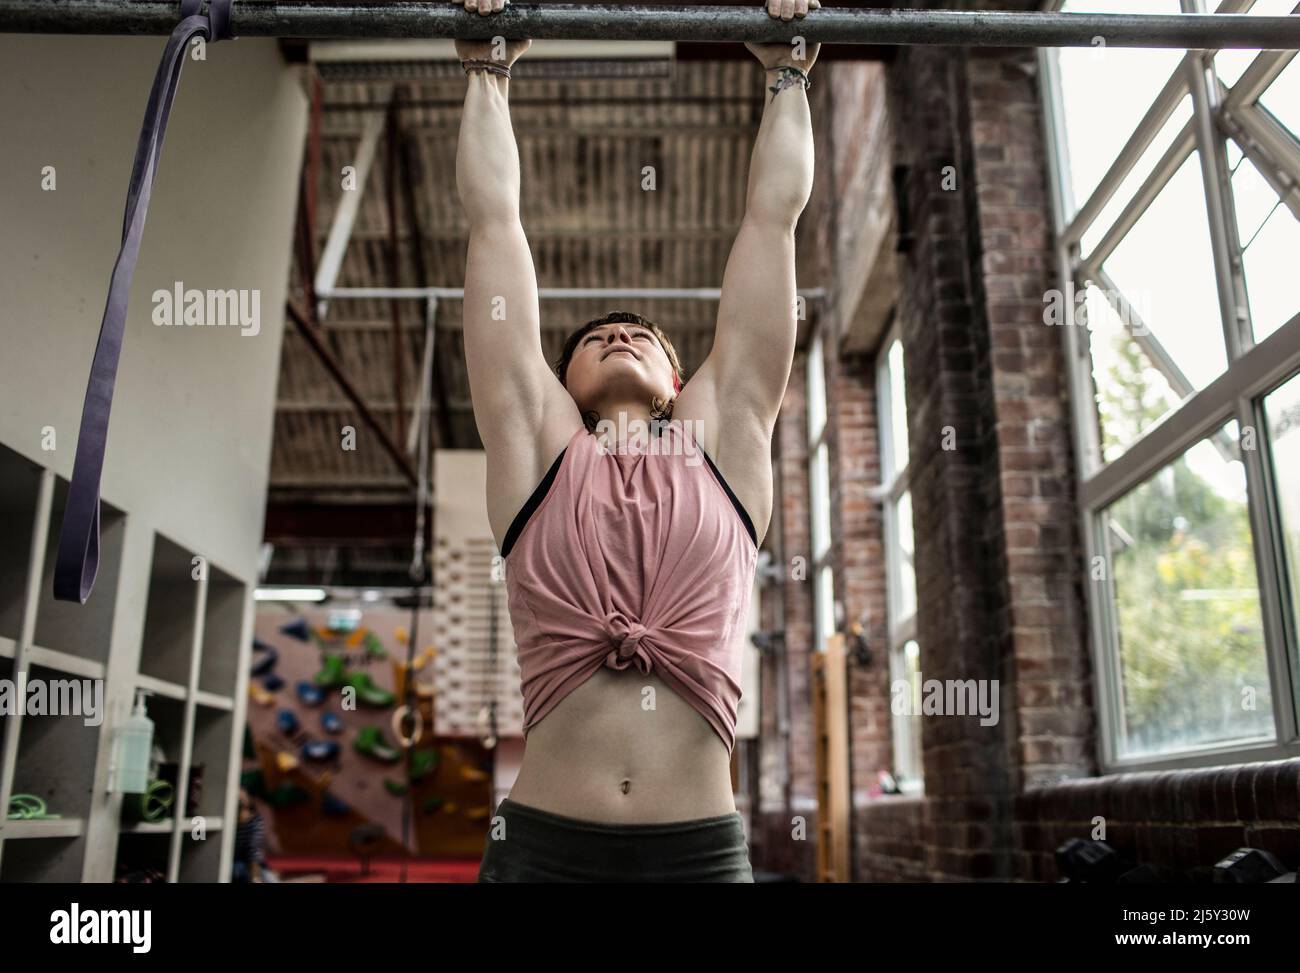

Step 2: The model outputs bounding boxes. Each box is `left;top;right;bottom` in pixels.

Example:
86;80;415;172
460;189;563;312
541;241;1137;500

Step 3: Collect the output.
364;631;388;659
346;671;395;708
384;778;409;797
353;725;401;764
422;796;445;815
313;652;348;689
241;768;267;799
410;748;439;781
267;782;310;808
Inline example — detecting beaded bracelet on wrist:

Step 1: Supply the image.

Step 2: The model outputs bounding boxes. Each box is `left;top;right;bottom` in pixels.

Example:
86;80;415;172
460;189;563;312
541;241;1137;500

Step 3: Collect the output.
462;57;511;79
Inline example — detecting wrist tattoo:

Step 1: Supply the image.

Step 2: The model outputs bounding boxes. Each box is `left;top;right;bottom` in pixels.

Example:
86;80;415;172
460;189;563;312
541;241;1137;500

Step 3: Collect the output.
767;64;811;97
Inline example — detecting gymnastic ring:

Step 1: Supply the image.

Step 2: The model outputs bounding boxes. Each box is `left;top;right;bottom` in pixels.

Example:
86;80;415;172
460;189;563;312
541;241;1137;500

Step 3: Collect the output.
391;704;424;748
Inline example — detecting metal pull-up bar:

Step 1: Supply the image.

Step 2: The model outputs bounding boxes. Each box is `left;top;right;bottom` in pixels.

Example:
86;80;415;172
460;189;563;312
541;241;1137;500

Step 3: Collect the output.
1;1;1299;49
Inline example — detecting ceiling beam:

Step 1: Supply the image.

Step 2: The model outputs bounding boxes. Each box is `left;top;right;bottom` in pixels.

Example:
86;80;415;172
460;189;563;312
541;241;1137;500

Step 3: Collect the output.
383;95;407;443
313;91;389;318
285;300;420;487
396;96;456;448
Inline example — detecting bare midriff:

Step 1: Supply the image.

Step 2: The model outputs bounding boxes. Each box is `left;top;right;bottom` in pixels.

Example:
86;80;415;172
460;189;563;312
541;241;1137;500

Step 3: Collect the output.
505;668;738;823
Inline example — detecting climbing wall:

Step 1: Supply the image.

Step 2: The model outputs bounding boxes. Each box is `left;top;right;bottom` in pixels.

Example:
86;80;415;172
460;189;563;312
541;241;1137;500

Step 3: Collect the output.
430;450;526;742
244;604;494;857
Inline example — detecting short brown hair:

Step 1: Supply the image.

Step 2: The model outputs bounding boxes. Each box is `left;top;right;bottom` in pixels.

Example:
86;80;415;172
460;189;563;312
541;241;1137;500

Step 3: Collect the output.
554;311;685;392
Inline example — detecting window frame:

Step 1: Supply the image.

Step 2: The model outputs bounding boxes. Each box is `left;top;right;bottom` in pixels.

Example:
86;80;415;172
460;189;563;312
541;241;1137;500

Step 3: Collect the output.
876;324;923;793
1039;0;1300;771
808;327;836;653
877;327;917;651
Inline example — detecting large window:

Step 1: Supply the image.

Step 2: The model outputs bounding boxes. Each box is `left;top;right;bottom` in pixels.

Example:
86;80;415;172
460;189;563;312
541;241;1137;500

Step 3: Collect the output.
1102;421;1272;755
877;330;923;792
1042;0;1300;769
808;329;836;653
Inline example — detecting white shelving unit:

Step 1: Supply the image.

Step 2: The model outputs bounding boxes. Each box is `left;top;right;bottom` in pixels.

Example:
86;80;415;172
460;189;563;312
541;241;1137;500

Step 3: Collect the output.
0;442;251;882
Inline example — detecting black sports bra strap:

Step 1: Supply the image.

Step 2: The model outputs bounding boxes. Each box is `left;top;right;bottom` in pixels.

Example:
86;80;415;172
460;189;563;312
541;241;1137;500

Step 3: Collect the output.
500;447;568;559
698;447;759;547
52;1;236;603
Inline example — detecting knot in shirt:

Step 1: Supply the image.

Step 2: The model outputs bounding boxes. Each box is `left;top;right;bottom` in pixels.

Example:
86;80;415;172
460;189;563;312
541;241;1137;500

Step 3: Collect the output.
601;610;652;675
501;422;758;756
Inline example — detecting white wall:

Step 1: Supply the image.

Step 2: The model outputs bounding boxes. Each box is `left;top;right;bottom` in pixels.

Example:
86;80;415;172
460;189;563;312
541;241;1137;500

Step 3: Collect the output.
0;32;306;883
0;33;307;580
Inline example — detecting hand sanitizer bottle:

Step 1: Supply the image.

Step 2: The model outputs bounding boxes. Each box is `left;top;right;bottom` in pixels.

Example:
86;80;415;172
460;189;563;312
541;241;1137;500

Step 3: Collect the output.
116;690;155;794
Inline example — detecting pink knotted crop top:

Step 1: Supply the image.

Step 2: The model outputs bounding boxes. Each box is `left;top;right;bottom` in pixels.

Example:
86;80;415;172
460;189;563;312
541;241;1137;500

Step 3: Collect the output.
500;419;759;755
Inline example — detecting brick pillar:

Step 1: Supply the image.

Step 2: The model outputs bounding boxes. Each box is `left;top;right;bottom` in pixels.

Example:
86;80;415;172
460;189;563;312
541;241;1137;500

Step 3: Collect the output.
888;42;1020;880
750;349;819;879
873;33;1091;878
964;50;1094;791
814;62;896;821
791;60;898;878
765;6;1092;881
824;352;893;811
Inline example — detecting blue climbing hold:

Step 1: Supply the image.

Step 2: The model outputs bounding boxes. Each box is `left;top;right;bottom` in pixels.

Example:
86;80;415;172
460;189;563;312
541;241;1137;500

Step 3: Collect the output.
276;709;300;736
321;711;343;735
296;681;325;706
279;617;311;644
251;640;278;676
302;739;341;762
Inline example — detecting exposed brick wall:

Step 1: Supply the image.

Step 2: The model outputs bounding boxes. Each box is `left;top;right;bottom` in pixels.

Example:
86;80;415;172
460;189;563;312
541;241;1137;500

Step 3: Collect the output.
757;0;1300;887
775;14;1091;882
754;490;788;827
785;59;898;879
825;350;893;813
882;41;1020;881
962;50;1095;789
796;71;836;301
750;56;895;881
855;796;930;882
825;62;894;353
778;353;817;821
812;58;897;825
1017;759;1300;881
748;349;819;879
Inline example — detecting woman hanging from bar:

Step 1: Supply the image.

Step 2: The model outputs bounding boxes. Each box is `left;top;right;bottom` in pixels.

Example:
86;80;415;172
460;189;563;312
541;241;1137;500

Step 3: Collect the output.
455;0;819;883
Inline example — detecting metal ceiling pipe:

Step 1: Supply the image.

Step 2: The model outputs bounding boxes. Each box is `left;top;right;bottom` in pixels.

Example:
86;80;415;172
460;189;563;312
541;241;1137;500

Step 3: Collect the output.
2;2;1299;49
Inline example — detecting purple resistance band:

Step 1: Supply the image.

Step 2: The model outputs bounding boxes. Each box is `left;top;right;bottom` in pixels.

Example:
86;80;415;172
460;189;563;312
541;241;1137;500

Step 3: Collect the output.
52;0;236;603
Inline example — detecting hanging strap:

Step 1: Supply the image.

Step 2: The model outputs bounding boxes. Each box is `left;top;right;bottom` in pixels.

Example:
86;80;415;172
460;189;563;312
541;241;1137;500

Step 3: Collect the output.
53;1;236;603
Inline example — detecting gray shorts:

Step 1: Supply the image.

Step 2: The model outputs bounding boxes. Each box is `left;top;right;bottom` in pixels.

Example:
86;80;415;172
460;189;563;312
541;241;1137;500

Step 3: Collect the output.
477;797;755;883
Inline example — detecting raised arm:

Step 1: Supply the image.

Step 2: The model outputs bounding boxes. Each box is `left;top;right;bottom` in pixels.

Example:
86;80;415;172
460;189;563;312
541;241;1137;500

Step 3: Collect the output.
454;25;582;542
677;2;820;455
